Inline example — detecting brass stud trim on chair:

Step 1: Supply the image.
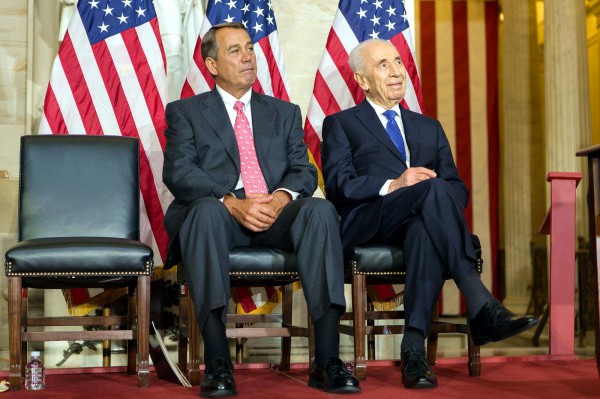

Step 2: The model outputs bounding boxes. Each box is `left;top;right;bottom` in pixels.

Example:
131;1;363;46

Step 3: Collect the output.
5;261;153;277
229;271;299;277
351;259;406;276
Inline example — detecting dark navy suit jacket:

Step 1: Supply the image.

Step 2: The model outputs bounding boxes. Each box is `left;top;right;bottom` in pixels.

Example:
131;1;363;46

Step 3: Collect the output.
322;100;468;250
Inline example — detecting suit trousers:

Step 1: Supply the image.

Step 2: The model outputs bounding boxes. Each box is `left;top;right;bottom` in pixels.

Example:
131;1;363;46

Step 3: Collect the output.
177;196;346;330
363;178;478;335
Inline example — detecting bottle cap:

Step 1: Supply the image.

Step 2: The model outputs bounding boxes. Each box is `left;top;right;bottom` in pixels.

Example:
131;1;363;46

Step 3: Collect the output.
31;351;41;357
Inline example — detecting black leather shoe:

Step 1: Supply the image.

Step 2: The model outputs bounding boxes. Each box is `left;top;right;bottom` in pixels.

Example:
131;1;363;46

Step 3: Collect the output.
469;299;539;346
308;357;361;393
200;359;237;398
401;346;438;389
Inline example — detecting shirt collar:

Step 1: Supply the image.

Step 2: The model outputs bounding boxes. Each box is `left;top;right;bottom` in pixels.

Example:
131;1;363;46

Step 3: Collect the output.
366;97;401;117
216;85;252;110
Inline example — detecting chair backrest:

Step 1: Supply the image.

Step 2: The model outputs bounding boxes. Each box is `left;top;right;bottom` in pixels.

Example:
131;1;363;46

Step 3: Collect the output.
19;135;140;241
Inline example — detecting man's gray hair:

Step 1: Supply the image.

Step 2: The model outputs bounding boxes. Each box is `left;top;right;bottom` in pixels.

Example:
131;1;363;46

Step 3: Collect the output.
201;22;247;61
348;39;391;74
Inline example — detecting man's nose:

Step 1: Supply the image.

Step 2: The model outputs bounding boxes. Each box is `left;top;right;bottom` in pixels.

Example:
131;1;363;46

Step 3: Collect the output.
241;49;252;62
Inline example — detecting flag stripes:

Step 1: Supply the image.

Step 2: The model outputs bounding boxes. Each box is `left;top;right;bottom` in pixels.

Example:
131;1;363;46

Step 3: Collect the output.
39;0;171;267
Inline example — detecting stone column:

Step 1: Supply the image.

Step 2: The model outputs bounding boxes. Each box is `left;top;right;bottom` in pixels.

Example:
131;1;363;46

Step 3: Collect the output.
500;0;544;310
544;0;591;238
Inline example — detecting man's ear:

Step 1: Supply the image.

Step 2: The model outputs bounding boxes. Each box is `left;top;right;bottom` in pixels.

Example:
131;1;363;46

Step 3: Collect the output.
354;72;368;91
205;57;218;77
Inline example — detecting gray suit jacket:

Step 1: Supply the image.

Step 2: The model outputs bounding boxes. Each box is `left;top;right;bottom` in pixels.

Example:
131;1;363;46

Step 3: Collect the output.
162;89;317;264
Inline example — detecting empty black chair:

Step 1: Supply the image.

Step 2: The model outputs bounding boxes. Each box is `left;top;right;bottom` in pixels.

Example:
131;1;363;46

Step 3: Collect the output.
5;135;153;390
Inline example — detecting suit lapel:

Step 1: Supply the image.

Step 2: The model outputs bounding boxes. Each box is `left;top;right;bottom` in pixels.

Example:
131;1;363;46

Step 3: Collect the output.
250;92;275;187
200;89;240;172
400;106;420;164
355;101;406;165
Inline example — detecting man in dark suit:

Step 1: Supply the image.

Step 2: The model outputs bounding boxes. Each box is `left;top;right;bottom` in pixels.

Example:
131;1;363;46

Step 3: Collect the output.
322;39;538;389
162;23;359;397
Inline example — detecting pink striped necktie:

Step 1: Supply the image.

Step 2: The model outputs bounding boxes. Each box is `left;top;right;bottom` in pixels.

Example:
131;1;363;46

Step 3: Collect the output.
233;101;268;195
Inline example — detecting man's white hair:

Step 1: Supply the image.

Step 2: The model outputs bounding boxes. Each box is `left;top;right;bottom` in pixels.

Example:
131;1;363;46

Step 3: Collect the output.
348;39;391;74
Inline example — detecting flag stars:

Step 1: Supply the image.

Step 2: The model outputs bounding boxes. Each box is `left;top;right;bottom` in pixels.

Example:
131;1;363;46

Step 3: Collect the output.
242;20;248;28
401;10;408;23
136;6;146;17
385;20;396;31
102;5;114;16
370;15;381;26
226;0;237;10
252;21;263;33
224;14;235;23
386;5;396;17
98;22;110;33
356;8;367;19
122;0;132;8
117;12;129;24
241;3;250;12
373;0;383;10
266;15;274;25
89;0;99;9
368;29;379;39
253;6;264;17
267;1;273;10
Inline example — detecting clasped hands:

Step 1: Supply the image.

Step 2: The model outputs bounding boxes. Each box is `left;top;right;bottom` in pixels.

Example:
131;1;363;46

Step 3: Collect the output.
223;191;291;232
388;167;437;193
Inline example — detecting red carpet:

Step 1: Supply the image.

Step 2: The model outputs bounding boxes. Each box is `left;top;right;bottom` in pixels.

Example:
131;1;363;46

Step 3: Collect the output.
2;358;599;398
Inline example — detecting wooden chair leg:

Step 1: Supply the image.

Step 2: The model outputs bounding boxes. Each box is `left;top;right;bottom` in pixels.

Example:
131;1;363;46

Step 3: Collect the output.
103;305;112;368
8;277;22;391
137;276;150;388
467;318;481;376
366;301;375;360
127;291;136;375
187;294;201;386
279;284;293;371
235;325;244;364
353;274;367;380
178;284;189;374
427;300;440;366
20;284;27;386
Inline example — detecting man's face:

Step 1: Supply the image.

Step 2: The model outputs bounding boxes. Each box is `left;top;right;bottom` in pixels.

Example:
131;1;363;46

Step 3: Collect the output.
355;41;407;109
207;27;257;98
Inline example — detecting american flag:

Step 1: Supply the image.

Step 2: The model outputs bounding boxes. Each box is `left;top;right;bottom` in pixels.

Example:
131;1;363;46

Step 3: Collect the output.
181;0;289;100
182;0;290;314
305;0;423;308
38;0;172;313
305;0;423;188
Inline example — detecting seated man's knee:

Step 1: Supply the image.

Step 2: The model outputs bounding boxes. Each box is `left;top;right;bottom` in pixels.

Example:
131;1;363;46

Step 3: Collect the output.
297;197;338;221
422;178;454;198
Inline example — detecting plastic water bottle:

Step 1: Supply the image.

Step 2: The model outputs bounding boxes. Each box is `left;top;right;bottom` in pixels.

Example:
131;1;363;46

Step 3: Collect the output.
24;351;45;390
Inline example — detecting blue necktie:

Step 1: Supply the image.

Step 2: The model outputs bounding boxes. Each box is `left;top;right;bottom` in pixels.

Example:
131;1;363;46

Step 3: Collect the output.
382;109;407;161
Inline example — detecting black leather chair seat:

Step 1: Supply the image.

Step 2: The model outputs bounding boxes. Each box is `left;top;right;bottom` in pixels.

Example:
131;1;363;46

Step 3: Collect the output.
228;247;298;284
346;244;405;279
6;237;153;276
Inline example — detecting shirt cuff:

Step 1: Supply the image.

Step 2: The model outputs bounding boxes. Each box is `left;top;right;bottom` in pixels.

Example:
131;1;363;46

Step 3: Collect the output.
220;192;237;202
274;188;299;200
379;180;394;196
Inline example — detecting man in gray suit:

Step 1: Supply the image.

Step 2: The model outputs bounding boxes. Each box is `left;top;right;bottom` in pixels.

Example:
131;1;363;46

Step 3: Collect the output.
162;23;359;397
